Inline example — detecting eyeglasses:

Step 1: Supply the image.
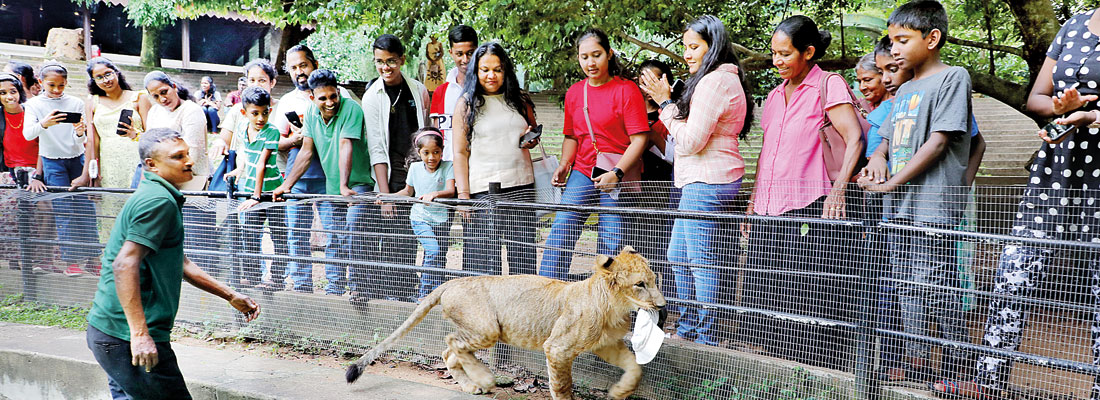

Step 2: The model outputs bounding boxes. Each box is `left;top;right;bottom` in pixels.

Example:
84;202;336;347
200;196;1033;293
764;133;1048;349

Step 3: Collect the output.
93;71;116;83
374;58;402;68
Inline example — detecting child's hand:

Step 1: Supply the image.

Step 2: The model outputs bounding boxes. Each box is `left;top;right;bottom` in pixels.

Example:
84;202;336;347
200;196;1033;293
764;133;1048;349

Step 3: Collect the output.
863;180;898;193
237;199;259;211
224;169;240;180
380;203;396;218
26;179;47;193
420;192;438;203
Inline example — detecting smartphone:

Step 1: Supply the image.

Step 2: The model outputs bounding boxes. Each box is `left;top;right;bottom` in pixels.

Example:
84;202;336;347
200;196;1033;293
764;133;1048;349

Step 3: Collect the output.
1043;122;1077;142
89;159;99;179
59;111;82;123
519;124;543;148
116;109;133;136
285;111;303;129
591;165;610;178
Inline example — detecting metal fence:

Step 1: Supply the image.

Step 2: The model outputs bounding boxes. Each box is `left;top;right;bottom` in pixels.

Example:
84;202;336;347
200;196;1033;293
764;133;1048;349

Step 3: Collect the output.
0;180;1098;399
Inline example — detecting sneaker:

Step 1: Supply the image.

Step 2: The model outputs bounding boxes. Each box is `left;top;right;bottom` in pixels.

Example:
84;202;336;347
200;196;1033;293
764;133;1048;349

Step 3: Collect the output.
84;260;102;276
63;264;85;277
32;266;48;274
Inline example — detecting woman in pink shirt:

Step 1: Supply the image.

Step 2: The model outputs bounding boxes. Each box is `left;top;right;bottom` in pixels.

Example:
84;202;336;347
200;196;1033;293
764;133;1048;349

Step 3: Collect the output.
742;15;865;368
538;28;649;280
638;15;751;346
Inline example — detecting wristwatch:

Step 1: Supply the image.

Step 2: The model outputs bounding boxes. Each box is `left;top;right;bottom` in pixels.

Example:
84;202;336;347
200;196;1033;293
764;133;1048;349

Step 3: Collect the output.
612;167;625;180
250;195;262;202
658;99;673;110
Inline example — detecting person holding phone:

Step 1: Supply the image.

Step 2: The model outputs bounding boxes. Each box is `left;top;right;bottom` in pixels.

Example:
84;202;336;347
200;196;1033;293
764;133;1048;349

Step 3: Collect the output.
23;62;100;275
73;57;150;189
452;42;539;276
538;28;649;280
932;7;1100;399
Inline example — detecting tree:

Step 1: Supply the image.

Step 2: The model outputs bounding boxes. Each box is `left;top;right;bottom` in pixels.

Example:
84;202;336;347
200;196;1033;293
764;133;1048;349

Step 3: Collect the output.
75;0;179;67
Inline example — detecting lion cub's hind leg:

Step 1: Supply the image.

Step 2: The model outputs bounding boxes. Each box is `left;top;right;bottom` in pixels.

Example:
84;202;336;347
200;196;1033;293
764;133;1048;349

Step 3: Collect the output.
443;325;499;394
592;341;643;400
442;347;476;393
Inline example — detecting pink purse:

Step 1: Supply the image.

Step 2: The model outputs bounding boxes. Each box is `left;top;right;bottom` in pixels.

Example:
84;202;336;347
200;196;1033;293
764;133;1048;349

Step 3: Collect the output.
818;72;870;183
582;81;641;191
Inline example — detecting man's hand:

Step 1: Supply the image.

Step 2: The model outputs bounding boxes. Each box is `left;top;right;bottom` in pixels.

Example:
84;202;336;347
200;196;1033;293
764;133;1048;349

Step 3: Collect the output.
272;184;291;201
340;185;358;198
237;199;259;211
130;334;159;372
209;138;229;158
229;292;260;322
864;180;899;193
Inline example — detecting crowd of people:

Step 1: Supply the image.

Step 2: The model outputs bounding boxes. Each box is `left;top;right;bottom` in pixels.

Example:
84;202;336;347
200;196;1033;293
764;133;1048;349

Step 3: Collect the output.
2;0;1100;397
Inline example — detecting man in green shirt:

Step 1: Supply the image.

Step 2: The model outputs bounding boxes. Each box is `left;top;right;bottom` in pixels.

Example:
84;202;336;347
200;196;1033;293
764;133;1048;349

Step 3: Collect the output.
274;69;377;305
87;128;260;399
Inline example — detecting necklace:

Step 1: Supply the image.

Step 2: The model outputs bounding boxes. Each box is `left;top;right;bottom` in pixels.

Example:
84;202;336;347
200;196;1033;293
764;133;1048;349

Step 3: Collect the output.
4;110;22;130
389;88;403;114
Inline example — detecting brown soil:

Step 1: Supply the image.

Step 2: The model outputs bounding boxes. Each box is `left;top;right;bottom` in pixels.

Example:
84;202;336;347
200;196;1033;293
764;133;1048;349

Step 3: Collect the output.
174;334;562;400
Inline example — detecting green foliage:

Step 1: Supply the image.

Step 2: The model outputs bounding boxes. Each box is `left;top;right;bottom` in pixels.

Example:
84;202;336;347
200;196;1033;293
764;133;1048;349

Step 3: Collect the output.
305;25;380;82
0;294;89;330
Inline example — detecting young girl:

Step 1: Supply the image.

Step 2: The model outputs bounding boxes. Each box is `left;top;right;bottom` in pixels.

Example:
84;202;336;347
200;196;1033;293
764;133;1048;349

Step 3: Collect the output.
387;128;455;301
0;72;50;275
23;62;100;275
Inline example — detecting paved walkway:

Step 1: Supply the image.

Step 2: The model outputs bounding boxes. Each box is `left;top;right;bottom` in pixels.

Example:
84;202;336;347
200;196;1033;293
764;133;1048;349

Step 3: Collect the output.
0;322;479;400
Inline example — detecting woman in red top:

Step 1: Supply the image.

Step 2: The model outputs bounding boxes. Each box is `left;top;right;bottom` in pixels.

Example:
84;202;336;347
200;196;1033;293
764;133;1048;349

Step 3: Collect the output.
538;28;649;280
1;73;44;190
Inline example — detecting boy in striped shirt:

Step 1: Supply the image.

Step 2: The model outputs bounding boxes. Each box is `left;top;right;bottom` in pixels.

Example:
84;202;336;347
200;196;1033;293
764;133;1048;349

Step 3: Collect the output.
226;86;288;291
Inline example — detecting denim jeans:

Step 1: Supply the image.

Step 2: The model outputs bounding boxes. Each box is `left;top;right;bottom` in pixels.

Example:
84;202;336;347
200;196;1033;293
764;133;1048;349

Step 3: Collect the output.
666;180;740;346
538;171;626;280
375;198;420;299
286;178;326;291
86;325;191;400
237;204;288;285
412;220;450;299
318;184;376;295
41;155;98;263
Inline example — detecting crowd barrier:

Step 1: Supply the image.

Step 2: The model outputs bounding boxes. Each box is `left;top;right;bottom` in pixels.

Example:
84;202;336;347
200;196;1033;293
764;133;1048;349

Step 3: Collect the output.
0;181;1097;399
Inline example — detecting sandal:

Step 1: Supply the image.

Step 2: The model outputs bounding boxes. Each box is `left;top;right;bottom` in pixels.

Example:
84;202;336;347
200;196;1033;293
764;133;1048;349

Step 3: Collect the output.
928;380;990;399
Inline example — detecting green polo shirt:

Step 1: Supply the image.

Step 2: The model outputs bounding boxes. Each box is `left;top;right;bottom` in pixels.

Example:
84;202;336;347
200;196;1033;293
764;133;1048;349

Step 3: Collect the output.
87;171;186;343
303;98;374;194
236;121;283;193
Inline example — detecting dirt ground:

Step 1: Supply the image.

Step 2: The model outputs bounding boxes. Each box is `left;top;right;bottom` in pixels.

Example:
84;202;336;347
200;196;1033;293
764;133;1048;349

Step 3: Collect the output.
174;334;564;400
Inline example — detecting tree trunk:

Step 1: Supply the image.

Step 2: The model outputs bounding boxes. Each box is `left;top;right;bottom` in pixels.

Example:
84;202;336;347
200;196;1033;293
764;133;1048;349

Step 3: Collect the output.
274;24;313;73
139;25;163;68
1005;0;1060;83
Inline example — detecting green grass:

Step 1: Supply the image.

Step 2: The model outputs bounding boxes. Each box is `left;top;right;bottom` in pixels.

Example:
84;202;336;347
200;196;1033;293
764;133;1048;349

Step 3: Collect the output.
0;293;89;330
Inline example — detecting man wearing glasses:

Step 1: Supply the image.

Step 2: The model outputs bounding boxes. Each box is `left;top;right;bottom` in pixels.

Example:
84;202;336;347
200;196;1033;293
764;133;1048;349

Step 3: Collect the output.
429;25;478;161
363;34;429;302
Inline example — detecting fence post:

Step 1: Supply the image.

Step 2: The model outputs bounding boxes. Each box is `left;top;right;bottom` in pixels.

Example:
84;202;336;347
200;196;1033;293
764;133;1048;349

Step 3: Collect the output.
17;197;38;302
487;182;502;262
853;201;879;399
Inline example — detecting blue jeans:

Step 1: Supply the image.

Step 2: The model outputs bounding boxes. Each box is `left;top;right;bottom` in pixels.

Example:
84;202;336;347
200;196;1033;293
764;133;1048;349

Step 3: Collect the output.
41;155;99;263
286;178;326;291
538;170;626;280
319;184;375;295
412;220;450;299
667;180;741;346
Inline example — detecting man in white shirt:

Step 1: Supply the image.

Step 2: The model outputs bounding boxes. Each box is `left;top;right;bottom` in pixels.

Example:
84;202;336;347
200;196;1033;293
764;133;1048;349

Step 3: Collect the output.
428;25;478;161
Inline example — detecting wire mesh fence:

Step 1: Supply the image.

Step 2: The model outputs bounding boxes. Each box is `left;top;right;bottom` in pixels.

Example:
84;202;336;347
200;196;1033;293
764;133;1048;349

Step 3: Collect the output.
0;179;1098;399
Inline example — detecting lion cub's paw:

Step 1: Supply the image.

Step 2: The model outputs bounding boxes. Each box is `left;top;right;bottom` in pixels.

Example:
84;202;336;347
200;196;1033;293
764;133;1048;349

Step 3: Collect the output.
458;380;489;394
608;384;634;400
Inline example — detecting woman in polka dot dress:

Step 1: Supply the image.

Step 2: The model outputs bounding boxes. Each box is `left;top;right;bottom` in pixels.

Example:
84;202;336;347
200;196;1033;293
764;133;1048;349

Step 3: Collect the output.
934;8;1100;400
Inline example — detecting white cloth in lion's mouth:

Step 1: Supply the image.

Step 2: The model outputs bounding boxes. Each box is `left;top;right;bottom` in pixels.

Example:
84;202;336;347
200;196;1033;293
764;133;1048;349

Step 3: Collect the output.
631;309;664;364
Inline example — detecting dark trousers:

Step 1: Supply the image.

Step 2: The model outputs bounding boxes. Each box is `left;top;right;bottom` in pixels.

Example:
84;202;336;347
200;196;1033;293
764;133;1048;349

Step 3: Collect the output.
462;184;537;276
375;198;420;299
86;325;191;400
742;197;855;370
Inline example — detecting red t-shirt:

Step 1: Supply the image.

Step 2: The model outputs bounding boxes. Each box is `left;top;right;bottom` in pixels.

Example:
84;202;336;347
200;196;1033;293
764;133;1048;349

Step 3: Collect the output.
3;112;37;168
562;77;649;178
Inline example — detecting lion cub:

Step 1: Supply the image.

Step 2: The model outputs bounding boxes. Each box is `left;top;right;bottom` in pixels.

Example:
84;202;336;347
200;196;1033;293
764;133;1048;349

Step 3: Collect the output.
346;246;666;400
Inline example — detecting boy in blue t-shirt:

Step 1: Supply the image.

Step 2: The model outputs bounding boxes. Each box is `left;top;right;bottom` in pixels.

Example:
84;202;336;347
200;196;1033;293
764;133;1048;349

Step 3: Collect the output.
858;0;974;386
225;87;288;292
380;127;455;301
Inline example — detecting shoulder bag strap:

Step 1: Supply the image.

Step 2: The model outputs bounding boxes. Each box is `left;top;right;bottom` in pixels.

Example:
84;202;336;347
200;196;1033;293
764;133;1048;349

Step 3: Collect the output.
582;81;600;155
819;72;833;124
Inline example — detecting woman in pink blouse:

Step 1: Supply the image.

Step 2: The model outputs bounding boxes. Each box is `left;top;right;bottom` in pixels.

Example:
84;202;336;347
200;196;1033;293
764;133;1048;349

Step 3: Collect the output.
638;15;752;346
742;15;865;369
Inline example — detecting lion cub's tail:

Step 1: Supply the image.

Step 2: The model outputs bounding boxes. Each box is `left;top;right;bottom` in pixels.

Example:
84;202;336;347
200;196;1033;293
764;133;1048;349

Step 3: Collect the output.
345;281;449;383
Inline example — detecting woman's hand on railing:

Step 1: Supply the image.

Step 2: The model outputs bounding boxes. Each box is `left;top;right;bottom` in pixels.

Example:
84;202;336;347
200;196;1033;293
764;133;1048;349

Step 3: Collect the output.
456;192;471;220
740;204;753;238
70;174;91;191
822;187;847;220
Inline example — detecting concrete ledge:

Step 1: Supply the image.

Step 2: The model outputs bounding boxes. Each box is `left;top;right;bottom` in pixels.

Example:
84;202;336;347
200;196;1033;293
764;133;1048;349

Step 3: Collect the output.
0;322;480;400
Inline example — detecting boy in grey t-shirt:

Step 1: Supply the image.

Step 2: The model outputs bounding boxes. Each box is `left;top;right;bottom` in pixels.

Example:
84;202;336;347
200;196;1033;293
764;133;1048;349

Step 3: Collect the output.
859;0;972;384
